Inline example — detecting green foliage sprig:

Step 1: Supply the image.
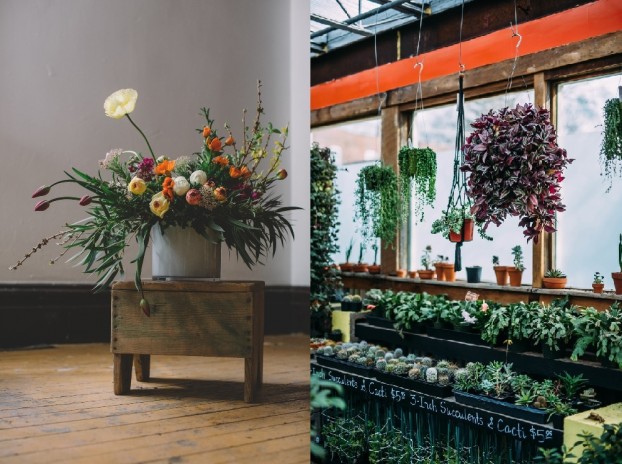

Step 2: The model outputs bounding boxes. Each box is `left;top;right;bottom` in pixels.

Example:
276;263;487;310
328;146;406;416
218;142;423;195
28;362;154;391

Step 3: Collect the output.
398;146;437;222
599;98;622;191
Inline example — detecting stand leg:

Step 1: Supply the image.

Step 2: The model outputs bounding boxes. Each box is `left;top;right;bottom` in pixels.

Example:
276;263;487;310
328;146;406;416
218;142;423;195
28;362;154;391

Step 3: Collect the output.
134;354;151;381
113;354;133;395
244;358;257;403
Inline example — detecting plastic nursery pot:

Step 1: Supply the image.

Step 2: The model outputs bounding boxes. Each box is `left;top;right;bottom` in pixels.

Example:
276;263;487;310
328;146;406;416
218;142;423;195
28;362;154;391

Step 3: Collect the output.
418;269;435;279
434;263;445;281
592;283;605;294
367;264;381;275
493;266;509;286
612;272;622;295
507;268;523;287
542;277;567;289
449;219;474;243
466;266;482;283
440;263;456;282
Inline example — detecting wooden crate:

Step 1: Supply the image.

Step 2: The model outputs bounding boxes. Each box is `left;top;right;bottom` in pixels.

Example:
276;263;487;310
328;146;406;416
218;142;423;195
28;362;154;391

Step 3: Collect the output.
111;280;264;402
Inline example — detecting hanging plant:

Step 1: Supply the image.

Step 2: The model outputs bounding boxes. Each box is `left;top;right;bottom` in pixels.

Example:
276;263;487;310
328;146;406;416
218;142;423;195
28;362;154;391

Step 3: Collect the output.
599;98;622;191
354;163;400;245
461;103;573;243
398;146;437;222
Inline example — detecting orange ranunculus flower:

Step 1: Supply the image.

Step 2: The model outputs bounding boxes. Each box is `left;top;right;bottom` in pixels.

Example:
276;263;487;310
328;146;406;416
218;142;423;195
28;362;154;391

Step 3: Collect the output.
155;159;175;176
225;135;235;146
209;137;223;152
212;155;229;167
213;186;227;202
229;166;242;179
202;126;212;138
162;177;175;200
240;165;251;179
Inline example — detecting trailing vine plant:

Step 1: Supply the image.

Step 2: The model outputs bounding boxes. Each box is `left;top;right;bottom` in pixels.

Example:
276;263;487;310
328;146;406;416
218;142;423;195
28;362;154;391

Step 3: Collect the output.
599;98;622;191
398;146;437;222
354;163;401;245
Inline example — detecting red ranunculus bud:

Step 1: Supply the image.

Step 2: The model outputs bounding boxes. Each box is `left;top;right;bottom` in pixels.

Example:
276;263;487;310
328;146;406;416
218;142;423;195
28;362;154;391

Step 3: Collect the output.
277;169;288;180
34;200;50;211
32;185;51;198
79;195;92;206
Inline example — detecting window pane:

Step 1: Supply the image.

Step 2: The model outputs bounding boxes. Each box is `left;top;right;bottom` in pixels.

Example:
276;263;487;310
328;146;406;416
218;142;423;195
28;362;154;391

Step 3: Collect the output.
556;73;622;289
312;118;382;264
408;90;534;284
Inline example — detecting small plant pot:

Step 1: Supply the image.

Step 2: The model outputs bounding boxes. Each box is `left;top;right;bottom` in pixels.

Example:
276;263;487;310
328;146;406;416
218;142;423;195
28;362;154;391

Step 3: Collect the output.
493;266;509;286
339;262;354;272
466;266;482;283
440;263;456;282
353;263;368;273
612;272;622;295
407;270;417;278
340;301;363;312
542;276;567;289
507;267;523;287
367;264;381;275
434;263;445;281
395;269;407;278
418;269;435;279
449;218;474;243
592;283;605;294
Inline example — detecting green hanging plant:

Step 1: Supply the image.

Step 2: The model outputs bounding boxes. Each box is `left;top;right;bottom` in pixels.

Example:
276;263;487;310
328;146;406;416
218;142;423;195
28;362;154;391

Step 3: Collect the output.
600;98;622;191
398;146;437;222
354;163;401;245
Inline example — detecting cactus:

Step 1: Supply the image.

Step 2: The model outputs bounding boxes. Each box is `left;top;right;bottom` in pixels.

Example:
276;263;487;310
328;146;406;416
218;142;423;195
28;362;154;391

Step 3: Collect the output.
394;347;404;358
436;360;450;369
438;373;451;386
426;367;438;383
348;354;359;364
421;357;433;367
384;352;394;361
336;350;348;360
322;346;334;356
408;367;421;380
393;362;409;376
376;359;388;371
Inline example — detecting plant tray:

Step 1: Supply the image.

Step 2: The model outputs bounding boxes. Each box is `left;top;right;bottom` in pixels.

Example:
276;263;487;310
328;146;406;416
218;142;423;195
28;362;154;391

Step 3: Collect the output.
453;390;549;424
315;354;373;377
374;370;453;397
364;315;395;329
426;327;486;346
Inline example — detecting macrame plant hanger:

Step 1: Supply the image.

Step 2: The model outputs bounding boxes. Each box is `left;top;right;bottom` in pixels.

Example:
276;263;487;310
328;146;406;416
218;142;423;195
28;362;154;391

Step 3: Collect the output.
446;0;469;272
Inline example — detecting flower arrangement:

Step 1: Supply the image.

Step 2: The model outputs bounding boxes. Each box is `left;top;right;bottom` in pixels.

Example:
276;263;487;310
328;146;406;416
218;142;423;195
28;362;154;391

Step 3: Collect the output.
10;83;298;306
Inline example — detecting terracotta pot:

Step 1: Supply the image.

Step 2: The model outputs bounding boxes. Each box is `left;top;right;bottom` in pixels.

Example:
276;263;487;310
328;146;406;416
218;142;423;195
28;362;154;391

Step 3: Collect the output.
592;283;605;294
507;267;523;287
440;262;456;282
493;266;509;286
353;263;368;273
418;269;435;279
542;276;567;289
367;264;381;275
434;263;445;281
613;272;622;295
408;270;418;278
449;219;474;243
339;262;354;272
395;269;407;278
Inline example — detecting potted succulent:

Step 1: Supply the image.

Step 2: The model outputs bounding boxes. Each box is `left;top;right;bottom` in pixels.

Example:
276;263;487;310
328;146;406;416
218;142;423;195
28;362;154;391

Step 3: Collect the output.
353;243;368;273
613;234;622;295
542;269;567;289
492;255;508;286
465;265;482;283
354;163;401;245
339;239;355;272
508;245;525;286
418;245;435;279
367;242;381;274
461;103;573;243
592;272;605;294
341;294;363;312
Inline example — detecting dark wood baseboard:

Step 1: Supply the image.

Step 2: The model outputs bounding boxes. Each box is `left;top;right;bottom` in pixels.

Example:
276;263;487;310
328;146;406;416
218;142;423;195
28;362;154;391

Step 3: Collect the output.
0;283;309;348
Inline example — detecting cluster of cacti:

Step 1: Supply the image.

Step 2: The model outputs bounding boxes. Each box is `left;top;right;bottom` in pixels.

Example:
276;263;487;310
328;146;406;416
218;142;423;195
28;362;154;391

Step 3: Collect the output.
317;341;390;368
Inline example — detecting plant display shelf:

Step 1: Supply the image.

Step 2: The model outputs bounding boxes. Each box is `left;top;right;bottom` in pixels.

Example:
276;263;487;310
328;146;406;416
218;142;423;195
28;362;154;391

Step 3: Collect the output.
311;361;563;447
111;280;264;403
355;323;622;393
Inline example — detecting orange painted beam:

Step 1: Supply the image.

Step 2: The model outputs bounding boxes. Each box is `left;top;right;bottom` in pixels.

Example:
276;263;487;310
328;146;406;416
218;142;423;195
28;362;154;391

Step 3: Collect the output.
311;0;622;110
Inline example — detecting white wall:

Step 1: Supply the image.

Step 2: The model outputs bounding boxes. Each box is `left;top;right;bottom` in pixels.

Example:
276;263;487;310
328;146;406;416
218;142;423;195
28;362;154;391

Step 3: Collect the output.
0;0;309;287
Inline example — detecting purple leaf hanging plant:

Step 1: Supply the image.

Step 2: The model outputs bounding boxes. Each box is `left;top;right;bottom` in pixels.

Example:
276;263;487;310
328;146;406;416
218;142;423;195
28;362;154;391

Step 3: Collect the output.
461;103;573;243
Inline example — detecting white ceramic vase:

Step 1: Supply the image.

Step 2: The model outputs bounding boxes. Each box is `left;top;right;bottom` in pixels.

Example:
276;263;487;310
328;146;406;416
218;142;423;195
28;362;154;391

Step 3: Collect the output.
151;224;221;280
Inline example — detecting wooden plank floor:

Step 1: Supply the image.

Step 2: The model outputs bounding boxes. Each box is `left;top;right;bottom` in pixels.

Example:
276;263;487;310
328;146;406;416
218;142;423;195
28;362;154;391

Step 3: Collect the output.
0;335;309;463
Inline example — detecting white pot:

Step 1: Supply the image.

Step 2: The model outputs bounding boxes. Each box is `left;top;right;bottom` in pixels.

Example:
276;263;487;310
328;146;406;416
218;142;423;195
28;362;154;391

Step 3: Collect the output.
151;224;221;280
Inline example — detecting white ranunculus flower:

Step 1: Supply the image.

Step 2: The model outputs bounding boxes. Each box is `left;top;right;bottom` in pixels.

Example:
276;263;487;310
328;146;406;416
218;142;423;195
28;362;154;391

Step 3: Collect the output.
173;176;190;196
189;170;207;185
104;89;138;119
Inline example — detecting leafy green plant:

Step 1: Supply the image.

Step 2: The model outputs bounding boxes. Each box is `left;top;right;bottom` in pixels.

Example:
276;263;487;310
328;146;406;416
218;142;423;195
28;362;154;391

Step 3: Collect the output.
358;242;366;264
544;269;566;278
556;372;588;400
492;255;500;266
398;146;437;222
593;272;604;284
529;302;575;351
431;205;491;241
310;143;342;320
310;375;345;459
596;303;622;368
511;245;525;271
420;245;433;270
599;98;622;191
354;163;401;244
344;238;354;263
574;422;622;463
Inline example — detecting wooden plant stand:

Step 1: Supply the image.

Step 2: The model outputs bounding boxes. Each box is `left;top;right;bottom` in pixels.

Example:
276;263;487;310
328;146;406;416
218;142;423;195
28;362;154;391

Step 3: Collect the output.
111;280;264;402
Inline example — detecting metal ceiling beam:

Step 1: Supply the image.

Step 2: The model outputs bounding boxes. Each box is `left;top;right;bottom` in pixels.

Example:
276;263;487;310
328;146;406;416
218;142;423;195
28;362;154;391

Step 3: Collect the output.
311;13;373;36
367;0;426;15
311;0;420;39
